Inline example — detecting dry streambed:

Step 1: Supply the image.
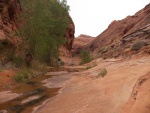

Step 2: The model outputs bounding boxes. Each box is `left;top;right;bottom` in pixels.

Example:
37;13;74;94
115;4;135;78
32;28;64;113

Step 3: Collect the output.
0;69;77;113
0;56;150;113
34;56;150;113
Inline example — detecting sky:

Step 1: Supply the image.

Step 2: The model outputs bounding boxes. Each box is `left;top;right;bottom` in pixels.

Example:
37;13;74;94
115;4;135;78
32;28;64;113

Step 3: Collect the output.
67;0;150;37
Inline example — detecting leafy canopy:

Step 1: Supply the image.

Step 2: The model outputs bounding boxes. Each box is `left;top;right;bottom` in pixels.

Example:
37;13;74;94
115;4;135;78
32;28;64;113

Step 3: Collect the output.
18;0;70;63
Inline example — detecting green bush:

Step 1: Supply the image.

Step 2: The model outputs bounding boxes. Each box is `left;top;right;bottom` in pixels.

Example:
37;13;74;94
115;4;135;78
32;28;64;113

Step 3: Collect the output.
80;50;92;64
13;68;32;82
17;0;70;63
14;73;28;83
131;41;147;51
97;68;107;78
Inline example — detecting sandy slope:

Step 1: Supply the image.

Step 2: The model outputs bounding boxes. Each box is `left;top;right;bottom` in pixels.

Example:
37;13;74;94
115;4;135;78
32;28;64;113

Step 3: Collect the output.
35;56;150;113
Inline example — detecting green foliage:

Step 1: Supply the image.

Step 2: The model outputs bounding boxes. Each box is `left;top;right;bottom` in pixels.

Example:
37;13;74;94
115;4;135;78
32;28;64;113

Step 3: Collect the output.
14;61;48;83
12;56;23;67
13;68;35;83
14;73;28;83
131;40;147;51
80;50;92;64
18;0;70;63
97;68;107;78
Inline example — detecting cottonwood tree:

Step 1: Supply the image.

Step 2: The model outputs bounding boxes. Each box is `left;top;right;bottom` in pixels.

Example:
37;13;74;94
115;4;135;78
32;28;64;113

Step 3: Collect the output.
17;0;70;65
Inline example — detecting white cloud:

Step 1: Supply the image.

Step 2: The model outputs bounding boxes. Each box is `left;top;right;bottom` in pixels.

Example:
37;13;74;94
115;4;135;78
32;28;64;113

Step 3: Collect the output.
67;0;150;37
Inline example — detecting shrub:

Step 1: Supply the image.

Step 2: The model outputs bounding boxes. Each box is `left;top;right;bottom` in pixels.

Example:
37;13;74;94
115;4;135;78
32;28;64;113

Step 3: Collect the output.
97;68;107;78
13;68;32;83
131;41;147;51
80;50;92;64
14;73;29;83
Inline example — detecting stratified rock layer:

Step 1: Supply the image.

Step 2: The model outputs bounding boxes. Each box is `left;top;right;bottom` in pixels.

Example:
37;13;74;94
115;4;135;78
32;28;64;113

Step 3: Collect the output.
89;3;150;58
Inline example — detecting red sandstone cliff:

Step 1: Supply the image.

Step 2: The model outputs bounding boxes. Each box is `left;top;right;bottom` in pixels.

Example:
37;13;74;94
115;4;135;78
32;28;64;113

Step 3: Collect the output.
89;3;150;58
65;16;75;52
72;34;94;55
0;0;21;64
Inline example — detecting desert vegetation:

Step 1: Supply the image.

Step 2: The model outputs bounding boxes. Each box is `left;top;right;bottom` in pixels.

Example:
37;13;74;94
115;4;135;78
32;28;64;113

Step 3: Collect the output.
131;40;147;51
16;0;70;66
80;49;92;64
10;0;70;82
96;68;107;78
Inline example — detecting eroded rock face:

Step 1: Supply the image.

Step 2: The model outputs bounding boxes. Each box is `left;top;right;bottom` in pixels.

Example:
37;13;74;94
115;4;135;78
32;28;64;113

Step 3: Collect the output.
0;0;21;64
64;16;75;52
0;0;20;39
72;34;94;55
89;3;150;58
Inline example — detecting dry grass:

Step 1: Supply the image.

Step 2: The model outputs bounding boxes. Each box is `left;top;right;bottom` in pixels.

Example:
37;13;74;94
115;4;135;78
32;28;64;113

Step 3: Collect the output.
97;68;107;78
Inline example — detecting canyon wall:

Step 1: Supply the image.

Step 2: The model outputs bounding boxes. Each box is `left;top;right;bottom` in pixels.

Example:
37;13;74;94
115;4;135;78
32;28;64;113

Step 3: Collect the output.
89;3;150;58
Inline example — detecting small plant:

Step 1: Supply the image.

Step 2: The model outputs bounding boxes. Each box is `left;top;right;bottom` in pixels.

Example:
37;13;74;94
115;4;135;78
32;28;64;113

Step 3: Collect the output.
131;40;147;51
13;68;32;83
97;68;107;78
14;73;29;83
80;50;92;64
